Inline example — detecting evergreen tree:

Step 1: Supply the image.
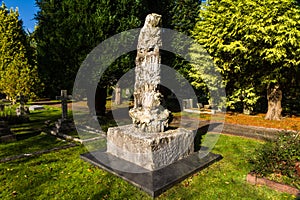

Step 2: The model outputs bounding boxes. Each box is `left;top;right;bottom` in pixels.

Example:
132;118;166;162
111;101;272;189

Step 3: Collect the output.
171;0;201;36
0;3;41;101
192;0;300;120
34;0;145;98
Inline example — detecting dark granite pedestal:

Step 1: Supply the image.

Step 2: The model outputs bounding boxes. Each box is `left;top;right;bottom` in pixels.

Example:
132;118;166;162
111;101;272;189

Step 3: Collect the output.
80;150;222;197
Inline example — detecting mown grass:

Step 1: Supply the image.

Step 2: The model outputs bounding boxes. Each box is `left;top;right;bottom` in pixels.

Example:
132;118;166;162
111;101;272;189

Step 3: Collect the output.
0;105;71;159
0;135;295;199
0;103;296;199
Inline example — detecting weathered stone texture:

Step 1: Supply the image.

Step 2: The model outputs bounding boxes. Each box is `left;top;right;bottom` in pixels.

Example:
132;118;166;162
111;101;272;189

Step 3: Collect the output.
107;125;194;171
129;13;171;133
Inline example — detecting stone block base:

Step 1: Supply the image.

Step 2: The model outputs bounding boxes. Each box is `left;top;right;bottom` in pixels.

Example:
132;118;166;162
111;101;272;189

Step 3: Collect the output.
107;124;194;171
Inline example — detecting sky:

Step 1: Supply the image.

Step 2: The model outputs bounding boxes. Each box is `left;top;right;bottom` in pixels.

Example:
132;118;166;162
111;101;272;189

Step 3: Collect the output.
4;0;38;32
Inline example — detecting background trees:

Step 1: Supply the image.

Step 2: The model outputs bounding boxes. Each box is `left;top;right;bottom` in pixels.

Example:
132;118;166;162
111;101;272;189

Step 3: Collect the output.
3;0;297;120
34;0;183;115
192;0;300;120
0;3;41;102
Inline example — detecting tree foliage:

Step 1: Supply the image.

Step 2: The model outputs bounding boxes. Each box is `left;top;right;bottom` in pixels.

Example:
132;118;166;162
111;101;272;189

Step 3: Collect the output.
34;0;145;97
171;0;201;36
192;0;300;119
0;3;41;101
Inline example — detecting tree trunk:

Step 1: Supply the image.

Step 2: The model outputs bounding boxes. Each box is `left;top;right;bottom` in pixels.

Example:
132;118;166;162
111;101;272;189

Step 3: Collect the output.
87;86;107;116
265;84;282;120
95;86;107;116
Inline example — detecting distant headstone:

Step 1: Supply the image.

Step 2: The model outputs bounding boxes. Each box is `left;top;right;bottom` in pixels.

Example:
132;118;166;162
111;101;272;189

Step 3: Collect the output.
51;90;74;136
115;84;122;105
204;104;211;109
29;105;45;111
183;99;193;109
56;90;71;121
125;88;131;98
243;108;252;115
18;93;26;116
197;103;203;109
15;107;21;117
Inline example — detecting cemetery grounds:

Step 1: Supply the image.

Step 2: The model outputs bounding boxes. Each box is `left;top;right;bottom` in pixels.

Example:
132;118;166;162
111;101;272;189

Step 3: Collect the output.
0;99;298;199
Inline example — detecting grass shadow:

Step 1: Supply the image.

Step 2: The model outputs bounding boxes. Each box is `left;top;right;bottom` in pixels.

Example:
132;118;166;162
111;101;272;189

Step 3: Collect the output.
194;122;223;152
15;130;41;141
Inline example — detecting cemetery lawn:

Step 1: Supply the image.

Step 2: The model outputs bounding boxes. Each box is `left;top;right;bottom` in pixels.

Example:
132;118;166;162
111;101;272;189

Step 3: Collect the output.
0;105;72;159
0;134;294;199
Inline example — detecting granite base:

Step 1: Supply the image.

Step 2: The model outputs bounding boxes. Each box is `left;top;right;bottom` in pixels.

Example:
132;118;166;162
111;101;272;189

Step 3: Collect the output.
80;150;222;197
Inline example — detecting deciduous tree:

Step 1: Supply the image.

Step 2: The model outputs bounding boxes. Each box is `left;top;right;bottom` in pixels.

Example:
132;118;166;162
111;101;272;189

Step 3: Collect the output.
0;3;41;101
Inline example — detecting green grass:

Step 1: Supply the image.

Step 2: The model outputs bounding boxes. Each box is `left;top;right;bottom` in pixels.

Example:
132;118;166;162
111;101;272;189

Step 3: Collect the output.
0;105;296;199
0;134;295;199
0;105;71;159
0;133;70;159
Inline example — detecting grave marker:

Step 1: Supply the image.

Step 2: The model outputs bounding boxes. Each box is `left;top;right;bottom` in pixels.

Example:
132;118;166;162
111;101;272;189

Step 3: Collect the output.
56;90;71;121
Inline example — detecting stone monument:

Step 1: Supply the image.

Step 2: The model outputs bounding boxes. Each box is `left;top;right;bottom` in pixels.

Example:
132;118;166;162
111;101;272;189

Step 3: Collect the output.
129;13;170;133
106;13;195;171
81;13;222;197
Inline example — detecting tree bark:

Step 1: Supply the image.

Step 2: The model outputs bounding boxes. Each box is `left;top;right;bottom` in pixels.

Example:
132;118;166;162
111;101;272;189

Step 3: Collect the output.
265;84;282;120
95;86;107;116
87;86;107;116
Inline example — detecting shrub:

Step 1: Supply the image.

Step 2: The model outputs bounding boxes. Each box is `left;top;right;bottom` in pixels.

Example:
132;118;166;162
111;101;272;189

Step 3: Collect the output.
250;131;300;188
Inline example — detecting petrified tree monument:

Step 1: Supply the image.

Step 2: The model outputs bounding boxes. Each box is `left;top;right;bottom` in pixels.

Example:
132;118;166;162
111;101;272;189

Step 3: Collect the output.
106;14;194;171
80;13;223;197
129;13;171;133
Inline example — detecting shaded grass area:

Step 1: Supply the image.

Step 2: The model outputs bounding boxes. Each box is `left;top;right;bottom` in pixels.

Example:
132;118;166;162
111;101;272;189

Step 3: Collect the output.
11;105;62;131
0;106;72;159
0;133;70;159
0;134;294;199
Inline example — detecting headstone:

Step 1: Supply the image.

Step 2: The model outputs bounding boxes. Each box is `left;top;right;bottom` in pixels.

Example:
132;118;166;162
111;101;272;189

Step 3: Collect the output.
52;90;74;136
56;90;71;121
183;99;193;109
29;105;45;111
15;107;21;117
114;84;122;105
125;88;131;98
197;103;203;109
16;93;27;117
204;104;211;109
